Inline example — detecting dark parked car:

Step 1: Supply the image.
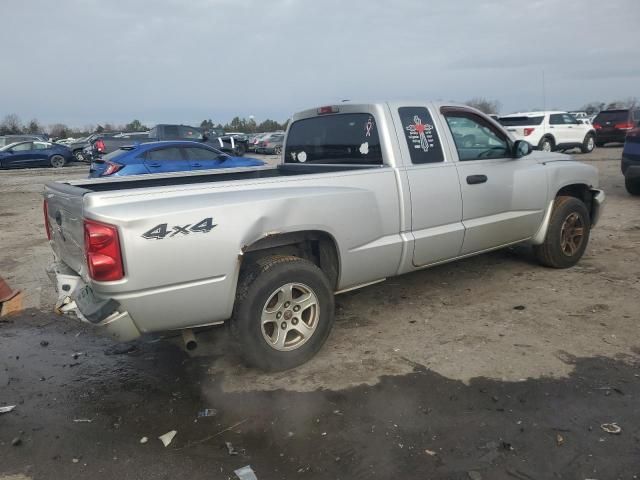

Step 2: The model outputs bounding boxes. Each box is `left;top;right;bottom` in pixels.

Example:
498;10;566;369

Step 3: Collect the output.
593;109;640;146
621;127;640;195
0;141;73;168
89;141;264;178
66;132;120;162
0;134;46;148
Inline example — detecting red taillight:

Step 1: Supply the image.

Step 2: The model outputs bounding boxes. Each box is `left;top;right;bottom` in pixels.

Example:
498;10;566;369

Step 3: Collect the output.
84;219;124;282
95;139;106;153
102;162;123;176
43;200;51;240
614;122;634;130
523;128;535;136
593;123;602;130
317;106;339;115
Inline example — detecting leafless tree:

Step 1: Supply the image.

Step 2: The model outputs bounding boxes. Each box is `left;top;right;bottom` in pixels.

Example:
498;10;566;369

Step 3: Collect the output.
465;97;501;115
0;113;23;134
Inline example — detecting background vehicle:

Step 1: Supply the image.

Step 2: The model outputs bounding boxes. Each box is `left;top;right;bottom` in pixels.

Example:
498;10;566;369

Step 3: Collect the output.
499;111;596;153
0;134;46;148
67;133;119;162
593;109;640;146
44;101;604;371
0;141;72;168
621;127;640;195
88;124;248;158
256;133;284;154
89;141;264;178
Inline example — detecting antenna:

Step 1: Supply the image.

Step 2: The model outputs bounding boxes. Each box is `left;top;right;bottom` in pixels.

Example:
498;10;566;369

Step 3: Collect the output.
542;70;546;111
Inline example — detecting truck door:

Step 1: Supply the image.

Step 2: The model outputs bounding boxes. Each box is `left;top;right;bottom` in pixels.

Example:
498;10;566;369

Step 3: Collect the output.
440;107;547;255
393;106;465;267
142;146;191;173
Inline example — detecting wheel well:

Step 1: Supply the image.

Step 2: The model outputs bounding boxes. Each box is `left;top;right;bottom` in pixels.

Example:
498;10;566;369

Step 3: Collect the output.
556;184;594;218
241;231;340;289
541;135;555;145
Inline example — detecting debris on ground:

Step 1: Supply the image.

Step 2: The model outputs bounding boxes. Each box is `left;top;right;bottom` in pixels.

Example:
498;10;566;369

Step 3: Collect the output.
158;430;177;447
468;471;482;480
140;437;148;444
234;465;258;480
73;418;92;423
72;458;79;464
225;441;239;455
11;437;22;446
424;449;437;456
600;423;622;434
104;343;138;356
513;305;526;311
197;408;217;418
556;433;564;446
0;405;16;414
40;340;49;347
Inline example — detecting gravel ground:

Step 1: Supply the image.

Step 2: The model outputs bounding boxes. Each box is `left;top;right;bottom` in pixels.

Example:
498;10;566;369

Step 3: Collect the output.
1;146;639;479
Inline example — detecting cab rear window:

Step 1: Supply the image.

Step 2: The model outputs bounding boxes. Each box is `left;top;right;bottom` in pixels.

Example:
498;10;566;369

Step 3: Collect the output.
398;107;444;164
285;113;382;165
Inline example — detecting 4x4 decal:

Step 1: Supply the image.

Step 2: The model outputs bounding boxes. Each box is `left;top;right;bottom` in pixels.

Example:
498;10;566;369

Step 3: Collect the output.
142;217;216;240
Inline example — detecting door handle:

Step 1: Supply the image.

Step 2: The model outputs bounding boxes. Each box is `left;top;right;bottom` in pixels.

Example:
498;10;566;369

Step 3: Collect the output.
467;174;487;185
191;163;202;167
148;163;161;168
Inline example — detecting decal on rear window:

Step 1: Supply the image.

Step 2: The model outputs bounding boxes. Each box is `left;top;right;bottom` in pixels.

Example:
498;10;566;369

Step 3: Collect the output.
398;107;444;164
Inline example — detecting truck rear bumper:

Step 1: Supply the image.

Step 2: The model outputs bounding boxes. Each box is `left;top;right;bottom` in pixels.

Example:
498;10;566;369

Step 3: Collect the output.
47;262;141;342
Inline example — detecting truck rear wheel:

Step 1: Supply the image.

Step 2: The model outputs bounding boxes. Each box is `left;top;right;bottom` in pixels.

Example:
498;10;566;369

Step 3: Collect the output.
231;255;335;371
533;196;591;268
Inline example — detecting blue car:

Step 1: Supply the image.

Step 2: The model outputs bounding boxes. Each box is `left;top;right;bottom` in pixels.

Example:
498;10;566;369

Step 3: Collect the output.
0;140;73;169
89;141;265;178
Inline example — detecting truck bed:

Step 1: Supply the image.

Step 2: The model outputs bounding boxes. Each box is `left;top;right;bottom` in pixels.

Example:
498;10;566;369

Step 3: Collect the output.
67;163;380;192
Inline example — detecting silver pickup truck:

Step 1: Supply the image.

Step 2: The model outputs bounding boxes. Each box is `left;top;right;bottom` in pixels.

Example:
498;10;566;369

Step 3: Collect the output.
44;102;605;371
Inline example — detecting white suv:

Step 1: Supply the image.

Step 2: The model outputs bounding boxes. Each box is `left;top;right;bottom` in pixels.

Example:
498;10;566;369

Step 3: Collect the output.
499;111;596;153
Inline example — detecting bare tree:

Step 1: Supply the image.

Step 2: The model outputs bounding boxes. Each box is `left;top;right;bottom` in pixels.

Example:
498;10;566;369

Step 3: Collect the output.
49;123;71;139
26;119;42;134
465;97;501;115
0;113;23;134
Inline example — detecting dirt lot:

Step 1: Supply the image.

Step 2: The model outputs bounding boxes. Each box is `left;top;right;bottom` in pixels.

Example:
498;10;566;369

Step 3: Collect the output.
1;147;639;479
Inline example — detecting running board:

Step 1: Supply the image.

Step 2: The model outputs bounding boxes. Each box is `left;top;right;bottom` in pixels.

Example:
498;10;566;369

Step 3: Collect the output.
335;278;386;295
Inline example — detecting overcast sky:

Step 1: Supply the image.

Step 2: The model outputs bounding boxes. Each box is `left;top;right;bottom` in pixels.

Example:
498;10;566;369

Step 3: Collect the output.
2;0;639;127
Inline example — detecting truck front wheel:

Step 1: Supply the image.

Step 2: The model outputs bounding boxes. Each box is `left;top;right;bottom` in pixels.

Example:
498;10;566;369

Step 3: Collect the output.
534;196;591;268
231;255;335;371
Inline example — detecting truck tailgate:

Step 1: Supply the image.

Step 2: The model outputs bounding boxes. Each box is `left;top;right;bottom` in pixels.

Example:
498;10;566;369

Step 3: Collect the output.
44;182;90;278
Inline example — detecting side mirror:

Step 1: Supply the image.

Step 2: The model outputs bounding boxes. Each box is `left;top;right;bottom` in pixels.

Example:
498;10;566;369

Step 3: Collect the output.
513;140;532;158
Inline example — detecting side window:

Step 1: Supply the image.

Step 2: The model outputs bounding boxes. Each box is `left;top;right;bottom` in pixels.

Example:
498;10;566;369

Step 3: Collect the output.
33;142;49;150
398;107;444;164
12;142;33;151
146;147;184;162
563;113;578;124
443;112;510;161
184;147;221;161
549;114;564;125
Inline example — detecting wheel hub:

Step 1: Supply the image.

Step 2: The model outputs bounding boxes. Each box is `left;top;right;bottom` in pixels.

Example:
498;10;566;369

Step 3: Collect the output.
560;212;584;256
261;282;320;351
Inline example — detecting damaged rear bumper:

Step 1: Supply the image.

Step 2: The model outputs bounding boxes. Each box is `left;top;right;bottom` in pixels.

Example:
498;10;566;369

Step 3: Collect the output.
47;262;141;342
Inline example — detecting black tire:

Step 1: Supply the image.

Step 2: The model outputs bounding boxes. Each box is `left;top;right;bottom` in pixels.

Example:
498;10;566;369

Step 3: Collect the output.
232;143;246;157
625;177;640;196
73;150;86;162
580;133;595;153
538;137;554;152
231;255;335;371
50;155;66;168
533;196;591;268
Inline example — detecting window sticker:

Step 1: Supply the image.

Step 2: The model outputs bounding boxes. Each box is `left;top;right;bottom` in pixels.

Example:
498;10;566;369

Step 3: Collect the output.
297;151;307;163
398;107;444;164
359;142;369;155
365;117;374;137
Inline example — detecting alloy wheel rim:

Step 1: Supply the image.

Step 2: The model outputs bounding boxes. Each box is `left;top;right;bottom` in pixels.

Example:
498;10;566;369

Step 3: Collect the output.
261;282;319;351
542;141;551;152
560;212;584;256
587;137;594;150
51;156;64;167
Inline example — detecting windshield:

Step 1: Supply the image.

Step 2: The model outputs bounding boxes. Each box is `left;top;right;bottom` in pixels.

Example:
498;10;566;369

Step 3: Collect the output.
594;110;629;124
285;113;383;165
499;116;545;126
